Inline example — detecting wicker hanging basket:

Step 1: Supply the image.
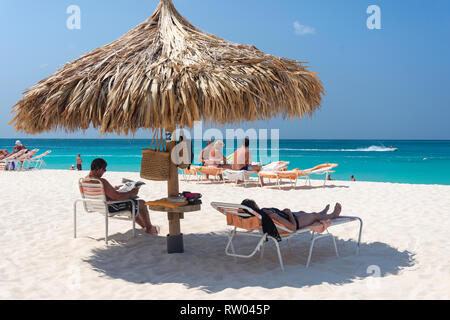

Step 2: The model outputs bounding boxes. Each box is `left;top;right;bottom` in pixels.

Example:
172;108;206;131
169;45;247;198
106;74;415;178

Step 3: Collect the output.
140;129;170;181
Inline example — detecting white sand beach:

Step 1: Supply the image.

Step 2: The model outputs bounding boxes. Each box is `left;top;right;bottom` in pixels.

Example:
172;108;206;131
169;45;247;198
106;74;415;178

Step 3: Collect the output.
1;170;449;300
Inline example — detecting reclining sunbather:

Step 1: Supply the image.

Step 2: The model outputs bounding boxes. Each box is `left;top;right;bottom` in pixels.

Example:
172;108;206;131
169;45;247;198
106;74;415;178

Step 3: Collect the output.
0;149;10;160
241;199;342;233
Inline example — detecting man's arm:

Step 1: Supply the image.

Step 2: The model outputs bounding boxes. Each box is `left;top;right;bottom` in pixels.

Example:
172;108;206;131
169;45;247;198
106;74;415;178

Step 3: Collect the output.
262;209;296;232
101;178;138;201
282;209;297;227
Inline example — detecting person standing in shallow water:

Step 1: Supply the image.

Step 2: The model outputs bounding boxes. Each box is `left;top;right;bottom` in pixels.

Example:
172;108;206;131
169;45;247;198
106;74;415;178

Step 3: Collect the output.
76;154;83;171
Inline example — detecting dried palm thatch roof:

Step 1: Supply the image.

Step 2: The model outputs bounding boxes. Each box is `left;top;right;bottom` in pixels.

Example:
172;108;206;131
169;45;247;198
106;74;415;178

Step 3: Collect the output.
11;0;324;135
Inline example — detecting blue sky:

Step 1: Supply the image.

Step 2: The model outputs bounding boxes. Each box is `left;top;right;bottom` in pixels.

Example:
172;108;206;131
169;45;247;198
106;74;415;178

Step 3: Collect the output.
1;0;449;139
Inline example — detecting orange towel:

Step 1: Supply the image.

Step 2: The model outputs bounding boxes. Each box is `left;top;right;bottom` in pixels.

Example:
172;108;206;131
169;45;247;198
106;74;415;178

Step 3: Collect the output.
146;198;188;208
226;213;260;230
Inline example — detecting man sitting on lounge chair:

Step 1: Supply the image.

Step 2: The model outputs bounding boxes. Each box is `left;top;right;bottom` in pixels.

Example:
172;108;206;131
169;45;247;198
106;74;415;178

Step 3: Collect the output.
232;138;262;184
241;199;342;233
84;158;158;234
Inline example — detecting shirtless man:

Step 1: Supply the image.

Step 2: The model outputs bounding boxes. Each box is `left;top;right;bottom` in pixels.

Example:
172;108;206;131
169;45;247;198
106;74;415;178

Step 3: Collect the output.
232;138;252;171
85;158;158;234
232;138;262;184
76;154;83;171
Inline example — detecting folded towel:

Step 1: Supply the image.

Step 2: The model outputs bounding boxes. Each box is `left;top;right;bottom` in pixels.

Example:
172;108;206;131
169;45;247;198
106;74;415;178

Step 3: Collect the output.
146;198;188;208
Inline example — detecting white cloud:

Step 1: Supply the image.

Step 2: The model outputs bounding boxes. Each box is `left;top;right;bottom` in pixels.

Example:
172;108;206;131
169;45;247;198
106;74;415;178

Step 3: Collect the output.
293;21;315;36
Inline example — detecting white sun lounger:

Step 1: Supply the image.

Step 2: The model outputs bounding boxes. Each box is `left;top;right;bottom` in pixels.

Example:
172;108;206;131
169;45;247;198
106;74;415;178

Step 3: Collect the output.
12;149;39;170
74;177;136;245
299;163;338;186
29;150;52;169
0;149;27;171
223;170;253;187
211;202;363;271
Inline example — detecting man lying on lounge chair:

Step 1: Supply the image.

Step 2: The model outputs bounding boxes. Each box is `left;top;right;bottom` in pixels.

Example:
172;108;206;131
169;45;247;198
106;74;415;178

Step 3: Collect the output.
241;199;342;233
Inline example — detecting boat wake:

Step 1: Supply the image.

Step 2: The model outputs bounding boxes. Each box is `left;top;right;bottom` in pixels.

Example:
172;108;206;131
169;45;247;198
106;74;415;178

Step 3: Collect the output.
256;146;398;152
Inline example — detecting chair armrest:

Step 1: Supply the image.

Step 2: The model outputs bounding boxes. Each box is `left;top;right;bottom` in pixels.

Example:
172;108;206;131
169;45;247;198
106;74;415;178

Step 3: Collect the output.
106;199;136;206
74;198;106;205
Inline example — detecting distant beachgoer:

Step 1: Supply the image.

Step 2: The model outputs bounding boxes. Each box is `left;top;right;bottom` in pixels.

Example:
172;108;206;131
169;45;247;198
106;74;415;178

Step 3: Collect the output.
232;138;251;171
232;138;262;184
12;140;26;153
351;175;356;182
84;158;158;234
206;140;227;167
198;139;215;180
76;154;83;171
198;139;215;166
0;149;10;160
232;138;262;171
12;141;28;169
177;135;194;169
69;165;75;170
326;173;333;181
205;140;227;181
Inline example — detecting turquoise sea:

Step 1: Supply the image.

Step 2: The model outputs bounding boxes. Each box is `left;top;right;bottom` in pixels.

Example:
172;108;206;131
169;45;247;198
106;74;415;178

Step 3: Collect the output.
1;139;449;185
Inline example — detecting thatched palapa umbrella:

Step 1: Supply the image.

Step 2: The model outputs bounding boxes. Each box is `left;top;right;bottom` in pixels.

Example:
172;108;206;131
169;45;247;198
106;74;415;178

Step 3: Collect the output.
11;0;324;252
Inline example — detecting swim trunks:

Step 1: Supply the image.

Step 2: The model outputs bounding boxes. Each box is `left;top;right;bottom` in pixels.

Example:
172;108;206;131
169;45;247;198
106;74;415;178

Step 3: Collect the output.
108;198;139;217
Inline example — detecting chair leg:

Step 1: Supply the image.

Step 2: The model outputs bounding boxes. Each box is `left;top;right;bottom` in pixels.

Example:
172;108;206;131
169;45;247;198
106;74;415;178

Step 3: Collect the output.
329;231;339;257
306;235;317;268
226;229;238;262
260;236;266;260
355;218;363;255
270;237;284;271
132;211;136;239
105;212;109;245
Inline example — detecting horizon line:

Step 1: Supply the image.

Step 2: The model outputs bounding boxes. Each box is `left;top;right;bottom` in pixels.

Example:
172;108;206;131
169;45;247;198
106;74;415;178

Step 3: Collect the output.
1;138;449;141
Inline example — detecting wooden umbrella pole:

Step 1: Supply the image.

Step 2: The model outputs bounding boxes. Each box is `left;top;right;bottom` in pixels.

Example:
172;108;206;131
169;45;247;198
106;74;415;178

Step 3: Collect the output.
166;127;182;239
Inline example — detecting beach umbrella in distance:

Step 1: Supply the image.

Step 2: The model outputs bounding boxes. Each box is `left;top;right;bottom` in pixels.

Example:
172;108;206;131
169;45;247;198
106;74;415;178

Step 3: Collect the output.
10;0;324;252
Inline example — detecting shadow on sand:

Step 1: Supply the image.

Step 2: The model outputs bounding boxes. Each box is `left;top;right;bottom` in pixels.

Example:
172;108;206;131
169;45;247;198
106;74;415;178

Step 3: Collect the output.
83;230;415;293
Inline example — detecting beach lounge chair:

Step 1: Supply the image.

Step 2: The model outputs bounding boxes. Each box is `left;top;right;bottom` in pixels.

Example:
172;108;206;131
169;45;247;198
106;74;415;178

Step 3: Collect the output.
298;163;339;186
180;165;201;182
74;178;136;245
223;169;253;187
29;150;52;169
211;202;363;271
0;149;27;171
258;161;291;187
261;161;289;171
258;169;299;189
12;149;39;170
194;166;225;183
21;149;39;169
